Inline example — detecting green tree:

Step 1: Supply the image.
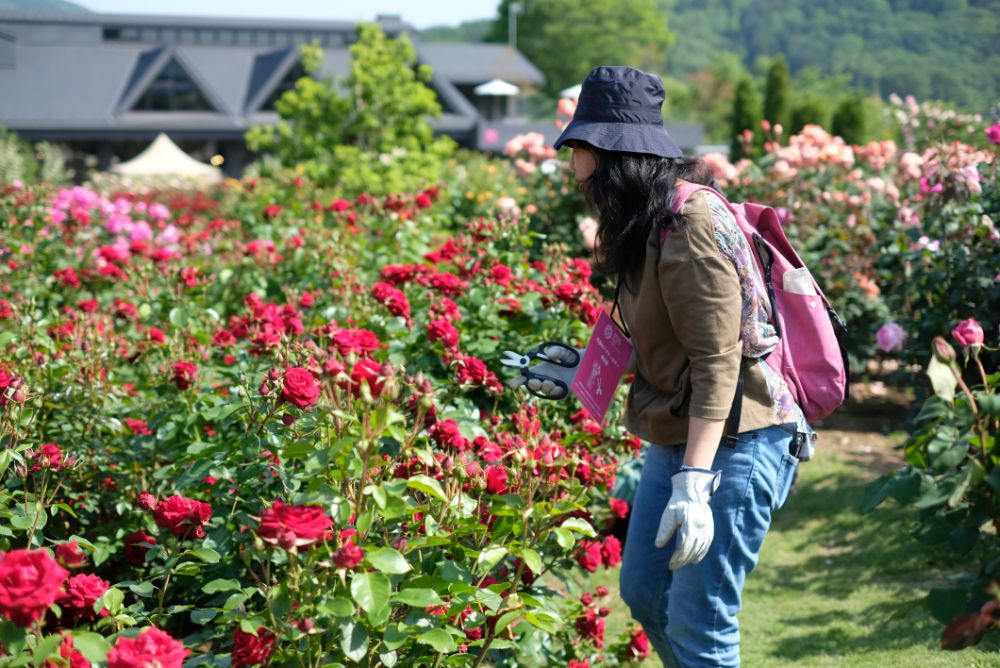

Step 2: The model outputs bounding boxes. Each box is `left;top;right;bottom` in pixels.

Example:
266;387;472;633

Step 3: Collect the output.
489;0;674;98
729;76;759;159
246;24;453;190
789;95;827;134
762;54;790;129
831;92;866;145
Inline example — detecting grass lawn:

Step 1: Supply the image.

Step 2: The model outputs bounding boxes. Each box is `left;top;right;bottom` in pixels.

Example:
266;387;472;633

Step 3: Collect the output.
575;403;1000;667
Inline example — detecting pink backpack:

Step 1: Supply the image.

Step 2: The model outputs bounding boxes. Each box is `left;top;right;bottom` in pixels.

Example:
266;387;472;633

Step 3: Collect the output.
668;182;849;424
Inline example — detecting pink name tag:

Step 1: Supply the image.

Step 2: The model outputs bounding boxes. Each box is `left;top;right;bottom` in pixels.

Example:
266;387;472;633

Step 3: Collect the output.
571;310;633;423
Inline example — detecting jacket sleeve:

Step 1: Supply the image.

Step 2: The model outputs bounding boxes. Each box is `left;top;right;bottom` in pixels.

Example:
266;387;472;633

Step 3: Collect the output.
657;191;742;421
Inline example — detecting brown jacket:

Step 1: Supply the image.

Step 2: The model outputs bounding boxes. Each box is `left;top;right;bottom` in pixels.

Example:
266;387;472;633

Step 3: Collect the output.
617;189;780;447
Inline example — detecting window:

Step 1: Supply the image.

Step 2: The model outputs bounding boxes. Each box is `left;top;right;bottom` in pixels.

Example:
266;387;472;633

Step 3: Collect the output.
103;27;121;41
132;57;214;112
261;60;307;111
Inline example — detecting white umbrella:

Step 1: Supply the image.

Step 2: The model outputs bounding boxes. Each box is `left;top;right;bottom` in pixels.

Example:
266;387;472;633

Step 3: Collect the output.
474;78;521;97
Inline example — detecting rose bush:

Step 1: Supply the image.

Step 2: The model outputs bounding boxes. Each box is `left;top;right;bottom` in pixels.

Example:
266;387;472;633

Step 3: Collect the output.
0;176;642;666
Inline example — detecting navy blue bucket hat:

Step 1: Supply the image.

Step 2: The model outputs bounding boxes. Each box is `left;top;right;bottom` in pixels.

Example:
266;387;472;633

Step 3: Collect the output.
553;66;683;158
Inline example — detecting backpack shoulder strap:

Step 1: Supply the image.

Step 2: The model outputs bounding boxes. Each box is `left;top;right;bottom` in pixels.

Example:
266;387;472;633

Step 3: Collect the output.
662;182;729;247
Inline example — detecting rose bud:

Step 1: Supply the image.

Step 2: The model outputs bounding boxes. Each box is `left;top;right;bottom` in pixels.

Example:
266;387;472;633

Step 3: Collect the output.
259;381;271;396
282;413;297;426
268;368;282;382
932;336;957;363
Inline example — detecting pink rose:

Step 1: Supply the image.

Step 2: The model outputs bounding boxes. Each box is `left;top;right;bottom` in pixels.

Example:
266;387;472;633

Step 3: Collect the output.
107;627;190;668
875;322;906;354
951;318;984;348
0;549;70;627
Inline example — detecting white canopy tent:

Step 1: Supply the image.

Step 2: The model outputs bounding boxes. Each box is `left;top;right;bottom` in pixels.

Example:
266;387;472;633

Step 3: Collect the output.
474;79;522;120
474;78;521;96
111;133;223;184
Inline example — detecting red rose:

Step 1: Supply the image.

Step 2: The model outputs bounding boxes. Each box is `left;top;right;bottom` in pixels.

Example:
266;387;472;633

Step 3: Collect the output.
346;359;384;398
55;541;87;570
951;318;985;347
485;465;508;494
153;495;212;539
575;608;606;648
171;361;197;390
58;573;110;625
137;492;157;510
628;628;651;659
123;530;157;566
107;627;190;668
32;443;64;471
258;501;333;550
0;548;70;627
426;318;459;348
332;541;365;569
576;540;603;573
232;626;277;668
262;204;282;219
279;367;320;409
601;535;622;568
47;635;91;668
609;498;630;519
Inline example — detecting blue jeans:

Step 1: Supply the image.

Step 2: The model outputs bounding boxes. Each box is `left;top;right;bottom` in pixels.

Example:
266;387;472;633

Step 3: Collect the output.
619;424;799;667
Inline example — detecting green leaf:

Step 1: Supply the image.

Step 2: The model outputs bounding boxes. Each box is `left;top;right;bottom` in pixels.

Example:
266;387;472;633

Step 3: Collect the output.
366;547;411;574
417;628;457;653
978;392;1000;417
887;472;921;504
948;523;979;554
519;547;543;575
70;632;111;662
0;621;26;656
379;649;398;667
128;581;155;597
475;545;508;574
928;586;969;624
0;449;13;477
393;588;445;608
320;597;356;617
169;306;190;328
239;616;267;634
191;608;217;625
203;578;242;594
407;475;447;502
95;587;124;616
560;517;596;536
32;634;64;665
926;356;957;403
50;502;78;518
524;610;562;634
340;620;369;663
947;465;975;507
553;527;575;550
185;547;221;564
351;571;391;614
493;609;523;635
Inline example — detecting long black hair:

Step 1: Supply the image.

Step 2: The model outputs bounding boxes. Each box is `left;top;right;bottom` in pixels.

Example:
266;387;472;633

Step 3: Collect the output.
581;150;714;293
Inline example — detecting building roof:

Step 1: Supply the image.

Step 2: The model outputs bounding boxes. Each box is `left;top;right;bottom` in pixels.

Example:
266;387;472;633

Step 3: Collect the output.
417;43;544;87
0;10;542;142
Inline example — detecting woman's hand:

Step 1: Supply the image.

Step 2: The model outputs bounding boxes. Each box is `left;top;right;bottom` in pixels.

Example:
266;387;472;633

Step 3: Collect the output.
655;467;720;569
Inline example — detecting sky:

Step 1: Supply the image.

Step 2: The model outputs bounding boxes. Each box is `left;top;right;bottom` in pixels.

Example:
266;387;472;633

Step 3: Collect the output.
77;1;500;29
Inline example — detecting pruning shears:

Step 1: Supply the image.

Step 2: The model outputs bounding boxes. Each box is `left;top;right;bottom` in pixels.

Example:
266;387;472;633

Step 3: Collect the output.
500;341;581;400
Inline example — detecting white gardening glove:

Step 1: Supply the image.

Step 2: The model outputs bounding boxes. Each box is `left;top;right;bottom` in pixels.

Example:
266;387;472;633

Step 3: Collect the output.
654;467;721;570
506;345;581;400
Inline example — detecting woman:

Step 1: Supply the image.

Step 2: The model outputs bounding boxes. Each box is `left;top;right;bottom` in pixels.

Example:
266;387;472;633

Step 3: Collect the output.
553;66;804;667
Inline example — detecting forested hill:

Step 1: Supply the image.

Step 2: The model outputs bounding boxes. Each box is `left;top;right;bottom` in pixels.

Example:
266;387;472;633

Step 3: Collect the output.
662;0;999;111
425;0;998;112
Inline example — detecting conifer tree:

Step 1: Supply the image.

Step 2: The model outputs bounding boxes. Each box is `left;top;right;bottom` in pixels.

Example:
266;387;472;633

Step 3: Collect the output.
729;77;759;159
763;54;791;130
831;93;866;145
